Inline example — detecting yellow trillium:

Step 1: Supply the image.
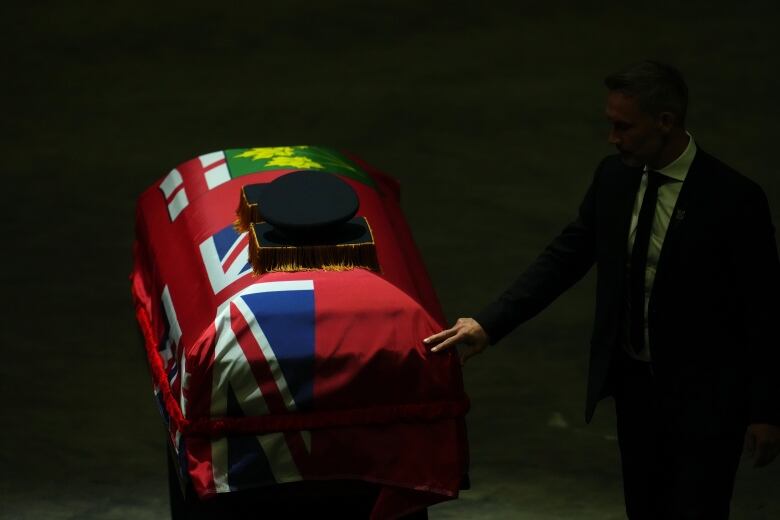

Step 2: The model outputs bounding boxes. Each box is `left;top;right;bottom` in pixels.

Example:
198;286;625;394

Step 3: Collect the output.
266;156;323;169
235;146;306;161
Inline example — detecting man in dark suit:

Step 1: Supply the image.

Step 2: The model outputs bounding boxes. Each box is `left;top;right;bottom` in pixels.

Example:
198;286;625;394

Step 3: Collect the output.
424;61;780;519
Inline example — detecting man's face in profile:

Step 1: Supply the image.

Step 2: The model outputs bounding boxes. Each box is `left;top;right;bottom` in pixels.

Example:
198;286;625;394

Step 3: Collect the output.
605;91;666;168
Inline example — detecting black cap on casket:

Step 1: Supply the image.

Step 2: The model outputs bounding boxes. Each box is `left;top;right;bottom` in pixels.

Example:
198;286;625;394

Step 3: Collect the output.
258;170;359;241
239;171;380;274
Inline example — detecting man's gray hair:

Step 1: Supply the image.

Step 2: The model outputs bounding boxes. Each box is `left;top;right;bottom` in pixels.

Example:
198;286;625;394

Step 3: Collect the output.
605;61;688;126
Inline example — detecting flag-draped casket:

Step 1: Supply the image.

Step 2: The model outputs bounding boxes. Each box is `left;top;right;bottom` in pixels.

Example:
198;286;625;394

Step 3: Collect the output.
130;146;469;518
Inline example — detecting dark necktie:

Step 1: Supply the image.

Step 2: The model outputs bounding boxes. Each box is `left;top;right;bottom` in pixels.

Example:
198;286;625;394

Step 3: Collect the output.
629;170;668;354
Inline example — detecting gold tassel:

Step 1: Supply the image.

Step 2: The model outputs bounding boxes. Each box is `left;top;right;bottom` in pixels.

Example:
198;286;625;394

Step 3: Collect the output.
234;188;263;233
248;222;380;275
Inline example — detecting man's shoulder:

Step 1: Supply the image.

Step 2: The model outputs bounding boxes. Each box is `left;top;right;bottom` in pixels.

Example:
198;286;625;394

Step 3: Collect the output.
693;149;766;200
592;150;767;201
694;149;739;177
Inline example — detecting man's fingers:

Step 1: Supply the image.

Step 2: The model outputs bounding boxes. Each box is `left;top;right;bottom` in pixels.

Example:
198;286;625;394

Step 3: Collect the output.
423;327;458;346
426;317;489;362
430;332;464;353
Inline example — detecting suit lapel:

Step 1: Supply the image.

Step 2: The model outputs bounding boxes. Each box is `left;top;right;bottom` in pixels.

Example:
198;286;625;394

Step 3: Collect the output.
651;149;705;296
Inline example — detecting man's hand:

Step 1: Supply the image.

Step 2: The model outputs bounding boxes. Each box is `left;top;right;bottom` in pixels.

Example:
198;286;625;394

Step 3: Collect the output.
423;318;490;365
745;423;780;467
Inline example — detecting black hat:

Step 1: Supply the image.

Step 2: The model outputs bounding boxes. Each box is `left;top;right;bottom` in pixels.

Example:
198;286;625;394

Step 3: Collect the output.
259;170;359;240
238;171;380;274
236;170;358;235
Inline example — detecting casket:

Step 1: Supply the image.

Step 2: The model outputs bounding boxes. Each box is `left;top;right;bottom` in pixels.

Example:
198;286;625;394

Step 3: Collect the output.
130;146;469;519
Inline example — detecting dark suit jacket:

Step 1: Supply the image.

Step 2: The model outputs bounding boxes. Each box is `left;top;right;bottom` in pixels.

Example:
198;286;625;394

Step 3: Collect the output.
475;149;780;431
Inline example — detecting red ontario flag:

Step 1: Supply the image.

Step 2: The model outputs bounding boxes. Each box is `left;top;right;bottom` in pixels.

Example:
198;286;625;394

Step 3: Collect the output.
131;146;470;519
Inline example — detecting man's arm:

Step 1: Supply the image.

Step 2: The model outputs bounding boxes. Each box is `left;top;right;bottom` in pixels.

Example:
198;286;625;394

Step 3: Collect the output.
426;161;603;362
730;182;780;466
473;166;600;345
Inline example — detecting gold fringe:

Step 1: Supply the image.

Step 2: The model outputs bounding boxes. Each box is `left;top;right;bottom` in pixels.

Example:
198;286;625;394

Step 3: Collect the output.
234;188;262;233
248;223;380;275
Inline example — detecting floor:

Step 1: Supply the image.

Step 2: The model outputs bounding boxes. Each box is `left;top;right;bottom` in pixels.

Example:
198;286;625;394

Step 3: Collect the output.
3;2;779;518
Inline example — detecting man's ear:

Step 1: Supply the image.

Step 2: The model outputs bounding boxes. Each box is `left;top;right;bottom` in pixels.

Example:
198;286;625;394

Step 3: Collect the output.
657;111;676;132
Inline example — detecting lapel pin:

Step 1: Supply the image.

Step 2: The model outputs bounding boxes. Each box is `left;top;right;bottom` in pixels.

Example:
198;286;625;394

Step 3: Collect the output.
675;209;686;221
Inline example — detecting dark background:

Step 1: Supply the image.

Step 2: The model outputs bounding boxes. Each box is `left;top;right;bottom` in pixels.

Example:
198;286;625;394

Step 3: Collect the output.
2;1;779;518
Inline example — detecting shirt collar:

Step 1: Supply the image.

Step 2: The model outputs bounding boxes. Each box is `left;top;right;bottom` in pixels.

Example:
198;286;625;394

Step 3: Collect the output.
645;131;696;182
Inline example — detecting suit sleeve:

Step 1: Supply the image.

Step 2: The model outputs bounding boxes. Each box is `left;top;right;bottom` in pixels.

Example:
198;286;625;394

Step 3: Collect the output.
730;183;780;426
474;162;602;345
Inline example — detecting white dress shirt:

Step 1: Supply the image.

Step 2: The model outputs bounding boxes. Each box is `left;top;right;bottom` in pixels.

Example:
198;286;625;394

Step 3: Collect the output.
623;133;696;361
